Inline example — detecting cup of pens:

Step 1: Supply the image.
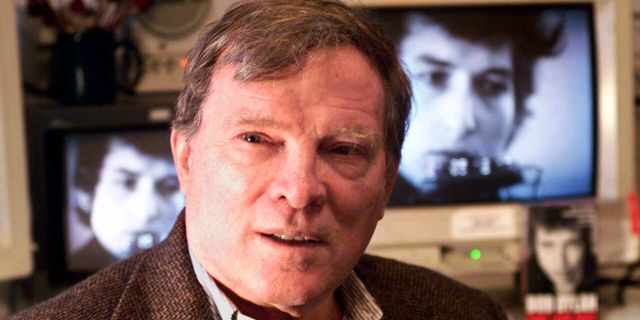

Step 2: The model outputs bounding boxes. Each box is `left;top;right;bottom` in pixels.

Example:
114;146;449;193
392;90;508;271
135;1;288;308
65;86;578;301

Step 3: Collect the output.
27;0;152;105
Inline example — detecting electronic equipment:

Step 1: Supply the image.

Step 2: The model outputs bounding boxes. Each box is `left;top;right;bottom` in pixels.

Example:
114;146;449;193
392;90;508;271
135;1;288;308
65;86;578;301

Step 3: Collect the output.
61;129;183;274
363;0;637;290
129;0;235;93
0;0;33;281
25;93;182;283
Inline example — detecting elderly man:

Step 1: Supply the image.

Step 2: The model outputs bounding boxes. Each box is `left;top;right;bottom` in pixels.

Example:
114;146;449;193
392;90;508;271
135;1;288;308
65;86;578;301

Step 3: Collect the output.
13;0;506;319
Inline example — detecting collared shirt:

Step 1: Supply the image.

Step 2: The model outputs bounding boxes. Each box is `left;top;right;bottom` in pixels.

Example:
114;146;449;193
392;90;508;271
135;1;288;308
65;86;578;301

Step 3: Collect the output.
189;246;383;320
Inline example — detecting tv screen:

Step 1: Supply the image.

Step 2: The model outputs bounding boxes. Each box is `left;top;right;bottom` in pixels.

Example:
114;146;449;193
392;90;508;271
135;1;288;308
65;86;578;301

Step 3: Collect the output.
63;129;183;272
371;4;597;206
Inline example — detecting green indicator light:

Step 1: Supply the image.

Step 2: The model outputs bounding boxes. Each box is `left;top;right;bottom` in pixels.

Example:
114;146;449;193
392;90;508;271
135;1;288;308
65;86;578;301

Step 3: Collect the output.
470;249;482;261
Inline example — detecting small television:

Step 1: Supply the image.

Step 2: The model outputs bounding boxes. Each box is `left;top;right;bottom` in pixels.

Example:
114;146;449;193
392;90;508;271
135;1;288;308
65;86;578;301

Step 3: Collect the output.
61;129;183;273
361;0;637;289
24;94;183;284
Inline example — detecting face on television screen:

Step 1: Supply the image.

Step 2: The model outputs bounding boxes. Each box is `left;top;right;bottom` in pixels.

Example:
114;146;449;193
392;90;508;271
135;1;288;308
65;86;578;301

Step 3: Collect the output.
375;5;596;205
64;130;184;271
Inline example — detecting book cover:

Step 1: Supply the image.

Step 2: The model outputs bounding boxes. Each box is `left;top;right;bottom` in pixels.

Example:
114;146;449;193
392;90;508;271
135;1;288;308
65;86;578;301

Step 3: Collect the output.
525;203;598;319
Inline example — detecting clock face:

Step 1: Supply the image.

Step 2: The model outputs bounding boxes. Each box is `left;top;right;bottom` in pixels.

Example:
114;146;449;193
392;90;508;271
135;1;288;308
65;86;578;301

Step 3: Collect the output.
136;0;212;39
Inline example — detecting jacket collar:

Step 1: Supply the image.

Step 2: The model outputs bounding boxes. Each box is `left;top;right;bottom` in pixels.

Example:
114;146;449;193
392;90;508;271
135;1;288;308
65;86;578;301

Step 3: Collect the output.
110;210;215;319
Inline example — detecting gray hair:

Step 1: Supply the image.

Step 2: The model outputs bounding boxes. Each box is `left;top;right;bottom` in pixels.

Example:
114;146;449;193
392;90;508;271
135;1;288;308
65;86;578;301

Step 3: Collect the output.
172;0;411;173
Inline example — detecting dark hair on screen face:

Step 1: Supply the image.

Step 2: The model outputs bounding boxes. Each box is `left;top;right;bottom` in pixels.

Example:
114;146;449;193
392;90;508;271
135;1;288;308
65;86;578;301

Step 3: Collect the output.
394;8;564;145
526;206;598;294
172;0;412;178
73;132;173;198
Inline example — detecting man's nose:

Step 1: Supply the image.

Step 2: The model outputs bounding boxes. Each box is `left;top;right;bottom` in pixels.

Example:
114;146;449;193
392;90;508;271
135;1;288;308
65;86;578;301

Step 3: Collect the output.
442;76;477;137
269;148;327;210
130;181;162;222
559;246;570;271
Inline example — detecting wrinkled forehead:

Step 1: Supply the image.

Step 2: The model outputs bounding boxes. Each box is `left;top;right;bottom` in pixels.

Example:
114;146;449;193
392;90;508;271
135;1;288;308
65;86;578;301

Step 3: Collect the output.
207;46;386;115
215;45;385;87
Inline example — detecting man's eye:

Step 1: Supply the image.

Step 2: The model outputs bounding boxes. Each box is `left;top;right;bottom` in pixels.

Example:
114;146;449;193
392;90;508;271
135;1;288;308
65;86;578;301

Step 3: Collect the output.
474;74;510;98
242;133;263;143
156;176;179;196
419;70;449;89
567;240;582;248
539;241;555;249
429;71;449;88
332;144;363;157
123;177;137;190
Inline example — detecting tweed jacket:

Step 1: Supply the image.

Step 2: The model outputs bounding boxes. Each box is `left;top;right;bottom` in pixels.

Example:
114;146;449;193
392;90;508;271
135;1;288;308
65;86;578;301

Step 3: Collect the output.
12;212;507;319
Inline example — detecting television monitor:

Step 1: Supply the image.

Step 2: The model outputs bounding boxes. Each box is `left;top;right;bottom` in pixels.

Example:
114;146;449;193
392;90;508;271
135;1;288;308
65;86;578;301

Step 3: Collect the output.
40;126;183;281
0;1;33;281
62;129;183;272
23;89;182;284
381;4;596;205
361;0;637;289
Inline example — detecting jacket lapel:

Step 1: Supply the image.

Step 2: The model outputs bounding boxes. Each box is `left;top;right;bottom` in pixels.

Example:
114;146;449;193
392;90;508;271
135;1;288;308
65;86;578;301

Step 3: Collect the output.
110;211;215;319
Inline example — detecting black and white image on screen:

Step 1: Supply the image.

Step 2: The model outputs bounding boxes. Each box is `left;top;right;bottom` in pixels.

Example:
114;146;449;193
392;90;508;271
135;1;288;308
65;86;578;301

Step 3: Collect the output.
375;6;596;205
64;130;184;271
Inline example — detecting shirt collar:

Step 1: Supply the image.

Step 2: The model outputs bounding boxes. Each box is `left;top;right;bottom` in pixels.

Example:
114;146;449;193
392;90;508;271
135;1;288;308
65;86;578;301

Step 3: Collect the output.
189;245;383;320
339;270;384;320
189;245;237;320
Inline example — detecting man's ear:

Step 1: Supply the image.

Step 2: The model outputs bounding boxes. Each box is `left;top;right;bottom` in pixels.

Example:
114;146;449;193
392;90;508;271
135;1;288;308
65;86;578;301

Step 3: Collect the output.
171;130;191;195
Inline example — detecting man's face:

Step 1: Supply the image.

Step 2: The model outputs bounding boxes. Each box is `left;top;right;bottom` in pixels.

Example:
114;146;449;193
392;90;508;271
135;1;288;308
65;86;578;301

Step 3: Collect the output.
398;18;516;189
90;140;182;259
173;46;392;315
534;226;586;294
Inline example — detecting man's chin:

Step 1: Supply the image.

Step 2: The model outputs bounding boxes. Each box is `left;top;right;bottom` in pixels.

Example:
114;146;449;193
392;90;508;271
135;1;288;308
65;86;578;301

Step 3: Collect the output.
266;267;339;300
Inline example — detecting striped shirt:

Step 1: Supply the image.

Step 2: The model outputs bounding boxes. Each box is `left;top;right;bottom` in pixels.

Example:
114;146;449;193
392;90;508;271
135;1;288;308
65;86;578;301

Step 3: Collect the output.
189;247;383;320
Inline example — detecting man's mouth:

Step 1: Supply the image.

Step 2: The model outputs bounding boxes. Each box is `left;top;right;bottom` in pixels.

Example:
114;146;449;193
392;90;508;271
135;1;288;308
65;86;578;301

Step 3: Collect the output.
262;233;321;245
